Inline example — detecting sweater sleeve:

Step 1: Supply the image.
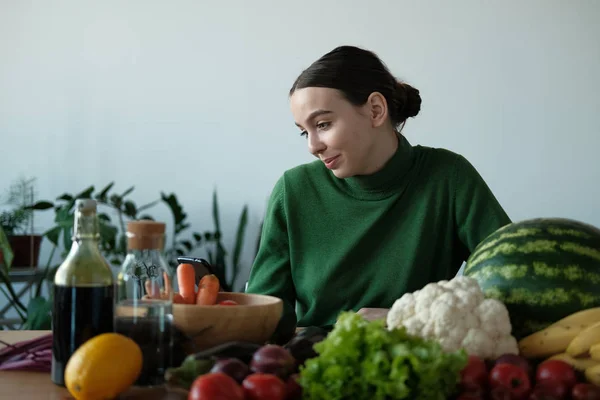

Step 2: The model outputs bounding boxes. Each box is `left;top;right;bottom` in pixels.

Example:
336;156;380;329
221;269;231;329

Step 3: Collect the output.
245;175;297;344
453;154;512;257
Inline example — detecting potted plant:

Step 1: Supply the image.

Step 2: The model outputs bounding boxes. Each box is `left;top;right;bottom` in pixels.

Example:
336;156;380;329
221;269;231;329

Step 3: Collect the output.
0;182;254;330
0;178;50;268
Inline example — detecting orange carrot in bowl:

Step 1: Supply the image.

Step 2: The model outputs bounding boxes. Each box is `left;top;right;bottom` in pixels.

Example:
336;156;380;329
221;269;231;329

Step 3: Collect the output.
196;274;220;305
145;280;160;298
177;263;197;304
173;293;185;304
163;272;173;296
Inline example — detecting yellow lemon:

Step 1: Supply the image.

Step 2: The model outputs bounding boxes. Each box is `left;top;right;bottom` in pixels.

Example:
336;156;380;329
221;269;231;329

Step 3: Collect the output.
65;333;143;400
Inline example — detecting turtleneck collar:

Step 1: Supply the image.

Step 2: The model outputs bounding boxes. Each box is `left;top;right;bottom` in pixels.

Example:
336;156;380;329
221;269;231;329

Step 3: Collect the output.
332;132;416;200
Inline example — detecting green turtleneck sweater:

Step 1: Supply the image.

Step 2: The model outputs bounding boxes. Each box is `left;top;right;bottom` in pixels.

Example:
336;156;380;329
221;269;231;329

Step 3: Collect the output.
246;134;511;342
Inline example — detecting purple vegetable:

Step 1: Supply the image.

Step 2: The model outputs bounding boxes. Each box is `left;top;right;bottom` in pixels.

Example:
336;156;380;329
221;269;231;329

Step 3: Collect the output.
250;344;296;379
0;333;52;359
0;333;52;372
209;358;249;383
0;358;51;372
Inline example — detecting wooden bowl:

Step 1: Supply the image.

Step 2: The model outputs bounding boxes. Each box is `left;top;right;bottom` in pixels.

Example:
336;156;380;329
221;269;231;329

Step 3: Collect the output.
172;292;283;352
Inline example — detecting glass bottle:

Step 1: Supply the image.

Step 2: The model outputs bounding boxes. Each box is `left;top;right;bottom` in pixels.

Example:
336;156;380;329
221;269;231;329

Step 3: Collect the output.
115;220;174;386
51;199;115;386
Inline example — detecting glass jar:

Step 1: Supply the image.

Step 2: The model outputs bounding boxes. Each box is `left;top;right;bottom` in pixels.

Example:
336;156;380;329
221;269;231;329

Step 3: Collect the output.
115;220;174;386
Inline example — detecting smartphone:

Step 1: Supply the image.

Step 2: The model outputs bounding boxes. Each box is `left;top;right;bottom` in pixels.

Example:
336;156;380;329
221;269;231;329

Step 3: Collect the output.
176;256;215;282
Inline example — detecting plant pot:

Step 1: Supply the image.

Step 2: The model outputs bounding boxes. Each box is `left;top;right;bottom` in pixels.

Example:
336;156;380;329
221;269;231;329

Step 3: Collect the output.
0;235;43;268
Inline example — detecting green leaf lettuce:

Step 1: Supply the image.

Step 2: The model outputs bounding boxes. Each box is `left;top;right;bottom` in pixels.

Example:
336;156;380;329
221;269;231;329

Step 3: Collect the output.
299;311;468;400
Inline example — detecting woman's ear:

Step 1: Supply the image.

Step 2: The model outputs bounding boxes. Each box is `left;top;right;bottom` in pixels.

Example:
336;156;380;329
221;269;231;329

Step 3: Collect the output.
366;92;389;128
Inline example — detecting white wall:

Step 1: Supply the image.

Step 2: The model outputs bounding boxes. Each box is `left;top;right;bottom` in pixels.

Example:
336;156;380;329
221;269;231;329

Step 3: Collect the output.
1;0;599;299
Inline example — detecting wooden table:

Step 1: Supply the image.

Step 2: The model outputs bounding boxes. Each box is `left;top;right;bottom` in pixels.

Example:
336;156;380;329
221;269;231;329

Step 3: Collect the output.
0;330;187;399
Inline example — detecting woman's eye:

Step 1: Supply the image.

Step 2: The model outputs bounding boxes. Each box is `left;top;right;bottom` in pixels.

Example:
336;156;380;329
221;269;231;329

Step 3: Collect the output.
317;122;330;130
299;130;308;137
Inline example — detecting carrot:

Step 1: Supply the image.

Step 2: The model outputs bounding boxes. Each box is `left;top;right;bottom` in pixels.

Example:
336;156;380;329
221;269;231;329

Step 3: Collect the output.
196;274;220;305
176;263;197;304
163;271;173;297
145;280;161;299
173;293;185;304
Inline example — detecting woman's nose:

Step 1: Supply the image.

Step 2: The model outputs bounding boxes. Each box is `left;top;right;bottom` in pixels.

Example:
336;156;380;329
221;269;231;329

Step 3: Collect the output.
307;133;326;156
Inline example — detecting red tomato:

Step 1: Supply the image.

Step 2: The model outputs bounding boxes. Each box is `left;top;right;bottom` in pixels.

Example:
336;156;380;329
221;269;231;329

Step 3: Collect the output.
188;372;244;400
536;360;577;390
489;363;531;400
572;383;600;400
530;381;569;400
242;373;286;400
489;386;513;400
285;374;303;400
461;355;488;391
219;300;239;306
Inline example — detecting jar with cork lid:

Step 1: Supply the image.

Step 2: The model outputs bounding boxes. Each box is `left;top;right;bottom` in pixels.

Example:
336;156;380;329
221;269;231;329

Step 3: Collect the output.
115;220;174;386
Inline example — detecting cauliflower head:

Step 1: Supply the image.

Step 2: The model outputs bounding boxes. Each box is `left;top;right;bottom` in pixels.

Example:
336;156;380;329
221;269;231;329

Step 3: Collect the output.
386;276;518;359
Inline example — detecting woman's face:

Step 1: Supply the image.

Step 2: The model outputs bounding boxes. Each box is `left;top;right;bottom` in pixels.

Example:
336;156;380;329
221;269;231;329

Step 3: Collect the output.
290;87;379;179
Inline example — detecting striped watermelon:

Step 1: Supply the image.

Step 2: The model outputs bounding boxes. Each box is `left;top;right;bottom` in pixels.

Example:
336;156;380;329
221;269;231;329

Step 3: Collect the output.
463;218;600;340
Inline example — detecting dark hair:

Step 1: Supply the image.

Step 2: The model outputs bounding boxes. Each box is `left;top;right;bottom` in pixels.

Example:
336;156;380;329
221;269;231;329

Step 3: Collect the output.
290;45;421;130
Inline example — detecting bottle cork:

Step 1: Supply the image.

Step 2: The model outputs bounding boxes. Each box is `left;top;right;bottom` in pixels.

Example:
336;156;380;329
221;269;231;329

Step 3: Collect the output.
126;220;166;250
75;199;97;215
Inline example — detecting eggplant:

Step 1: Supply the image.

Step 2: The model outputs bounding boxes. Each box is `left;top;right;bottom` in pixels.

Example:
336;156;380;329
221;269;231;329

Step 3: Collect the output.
165;341;261;390
190;341;262;364
284;326;330;367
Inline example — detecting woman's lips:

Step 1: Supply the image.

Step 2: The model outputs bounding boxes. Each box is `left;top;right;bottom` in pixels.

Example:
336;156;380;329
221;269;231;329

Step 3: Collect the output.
323;155;340;169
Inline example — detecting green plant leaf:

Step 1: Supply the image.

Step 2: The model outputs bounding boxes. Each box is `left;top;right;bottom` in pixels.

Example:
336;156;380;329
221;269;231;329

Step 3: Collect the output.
137;200;160;212
23;296;52;330
161;192;187;234
98;213;111;222
0;224;14;272
232;206;248;286
212;189;221;233
109;194;123;209
44;226;62;247
56;193;74;202
75;185;94;199
123;201;137;218
181;240;193;252
120;186;135;198
34;248;57;298
96;182;115;202
138;214;154;221
27;201;54;210
193;233;203;243
55;204;73;224
117;234;127;254
214;242;228;288
99;220;118;245
110;257;121;265
62;227;72;250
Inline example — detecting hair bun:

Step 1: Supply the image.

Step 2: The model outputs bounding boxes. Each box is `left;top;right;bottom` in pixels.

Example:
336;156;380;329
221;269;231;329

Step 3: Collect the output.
395;82;421;120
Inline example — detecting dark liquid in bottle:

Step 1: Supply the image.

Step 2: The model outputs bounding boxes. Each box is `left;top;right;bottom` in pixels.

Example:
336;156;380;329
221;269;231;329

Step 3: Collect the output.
51;284;114;386
115;313;174;386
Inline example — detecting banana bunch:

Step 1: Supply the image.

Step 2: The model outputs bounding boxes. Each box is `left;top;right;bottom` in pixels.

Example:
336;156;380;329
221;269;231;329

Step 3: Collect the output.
518;307;600;385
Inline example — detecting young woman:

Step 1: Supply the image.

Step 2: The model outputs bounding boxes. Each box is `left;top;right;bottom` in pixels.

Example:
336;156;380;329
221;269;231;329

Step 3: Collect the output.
245;45;511;342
